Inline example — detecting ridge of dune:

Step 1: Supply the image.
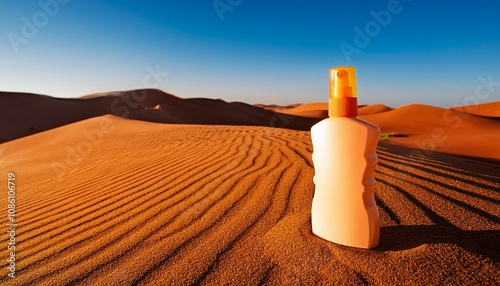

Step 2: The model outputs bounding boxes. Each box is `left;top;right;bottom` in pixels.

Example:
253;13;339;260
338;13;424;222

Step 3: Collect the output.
282;102;328;118
254;102;328;119
449;101;500;118
0;90;320;143
360;104;500;160
0;89;179;143
0;116;498;285
260;102;497;161
358;103;393;115
2;88;497;162
253;103;301;109
259;103;393;118
79;89;181;101
127;98;320;130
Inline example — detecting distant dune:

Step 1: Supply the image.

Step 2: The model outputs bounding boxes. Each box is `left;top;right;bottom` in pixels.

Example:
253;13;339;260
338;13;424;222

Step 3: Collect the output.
259;102;392;118
449;101;500;118
0;89;178;142
1;90;498;161
255;100;499;161
0;116;498;284
0;90;319;143
358;104;393;115
257;102;328;118
126;98;319;130
360;103;500;161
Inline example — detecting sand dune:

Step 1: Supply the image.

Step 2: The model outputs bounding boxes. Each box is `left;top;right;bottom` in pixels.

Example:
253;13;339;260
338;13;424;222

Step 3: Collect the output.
449;101;500;118
265;101;499;161
0;89;178;142
0;91;319;143
126;98;318;130
257;102;329;118
360;104;500;161
259;103;393;118
358;104;393;115
3;90;496;161
1;116;498;285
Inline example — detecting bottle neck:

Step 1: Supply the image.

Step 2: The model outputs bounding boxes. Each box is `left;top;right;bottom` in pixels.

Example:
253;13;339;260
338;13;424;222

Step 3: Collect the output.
328;97;358;117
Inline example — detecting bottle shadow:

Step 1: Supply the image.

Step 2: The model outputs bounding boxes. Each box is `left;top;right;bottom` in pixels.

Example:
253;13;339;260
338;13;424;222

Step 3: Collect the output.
376;225;500;263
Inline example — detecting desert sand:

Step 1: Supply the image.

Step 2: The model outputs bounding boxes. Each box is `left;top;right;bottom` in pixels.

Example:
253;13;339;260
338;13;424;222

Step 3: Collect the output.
256;102;329;119
0;90;318;143
275;101;500;161
449;101;500;118
0;112;498;285
359;104;500;161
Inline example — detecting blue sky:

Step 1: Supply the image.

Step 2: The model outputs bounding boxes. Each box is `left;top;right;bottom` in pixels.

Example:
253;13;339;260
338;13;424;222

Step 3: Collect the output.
1;0;499;107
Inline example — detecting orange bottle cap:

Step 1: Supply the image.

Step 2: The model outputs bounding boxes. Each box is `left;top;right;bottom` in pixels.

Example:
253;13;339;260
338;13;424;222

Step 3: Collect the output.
329;66;358;117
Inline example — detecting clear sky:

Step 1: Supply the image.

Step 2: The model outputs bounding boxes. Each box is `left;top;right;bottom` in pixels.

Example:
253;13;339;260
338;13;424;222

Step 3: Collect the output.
1;0;499;107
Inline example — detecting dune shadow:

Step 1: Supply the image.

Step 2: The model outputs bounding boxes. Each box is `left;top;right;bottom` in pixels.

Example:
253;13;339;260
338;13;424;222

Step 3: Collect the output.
379;133;412;141
376;225;500;262
377;151;499;193
378;142;500;182
390;133;410;138
372;144;500;263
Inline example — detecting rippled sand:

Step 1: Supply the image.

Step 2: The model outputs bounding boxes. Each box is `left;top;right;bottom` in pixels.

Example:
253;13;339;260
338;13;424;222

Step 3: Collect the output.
0;116;498;285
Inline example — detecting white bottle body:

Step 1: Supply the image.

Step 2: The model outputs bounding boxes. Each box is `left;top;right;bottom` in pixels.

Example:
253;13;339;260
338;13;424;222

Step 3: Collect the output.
311;116;381;249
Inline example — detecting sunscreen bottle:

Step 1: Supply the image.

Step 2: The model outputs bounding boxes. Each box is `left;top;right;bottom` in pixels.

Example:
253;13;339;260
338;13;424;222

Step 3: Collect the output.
311;66;381;249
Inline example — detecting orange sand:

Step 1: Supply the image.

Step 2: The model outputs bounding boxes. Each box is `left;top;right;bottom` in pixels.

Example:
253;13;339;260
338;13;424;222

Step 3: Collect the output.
0;89;179;143
358;104;393;115
450;101;500;118
0;90;318;143
1;116;498;285
359;104;500;161
257;102;328;118
268;101;500;161
260;103;392;118
3;90;498;162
